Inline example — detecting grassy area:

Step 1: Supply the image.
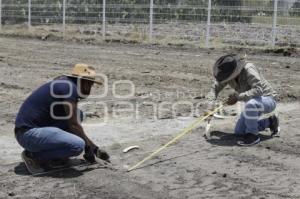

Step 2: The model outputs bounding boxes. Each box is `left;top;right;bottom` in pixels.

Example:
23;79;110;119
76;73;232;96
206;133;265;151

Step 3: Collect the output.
252;15;300;26
0;23;299;49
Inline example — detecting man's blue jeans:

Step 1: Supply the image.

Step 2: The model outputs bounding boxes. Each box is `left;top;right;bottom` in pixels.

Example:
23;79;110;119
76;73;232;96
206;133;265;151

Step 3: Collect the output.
15;127;85;161
234;96;277;135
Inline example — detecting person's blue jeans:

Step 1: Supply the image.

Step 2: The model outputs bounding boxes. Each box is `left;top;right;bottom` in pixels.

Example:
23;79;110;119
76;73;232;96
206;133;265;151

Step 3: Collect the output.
234;96;277;135
16;127;85;161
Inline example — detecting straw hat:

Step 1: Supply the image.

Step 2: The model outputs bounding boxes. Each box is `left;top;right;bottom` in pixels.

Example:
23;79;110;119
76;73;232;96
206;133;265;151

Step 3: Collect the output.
64;64;102;85
213;54;246;83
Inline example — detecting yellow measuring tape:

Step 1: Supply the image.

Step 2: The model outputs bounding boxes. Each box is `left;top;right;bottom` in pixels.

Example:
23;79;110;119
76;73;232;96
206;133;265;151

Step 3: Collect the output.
127;103;225;172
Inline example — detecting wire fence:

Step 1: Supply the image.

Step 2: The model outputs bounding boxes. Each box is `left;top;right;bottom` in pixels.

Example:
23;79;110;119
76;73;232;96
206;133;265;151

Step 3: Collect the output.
0;0;300;47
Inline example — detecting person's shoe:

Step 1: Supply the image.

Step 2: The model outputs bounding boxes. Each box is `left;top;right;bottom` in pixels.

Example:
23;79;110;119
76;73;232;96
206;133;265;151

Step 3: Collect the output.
237;133;261;146
21;150;45;174
269;115;280;137
46;158;70;169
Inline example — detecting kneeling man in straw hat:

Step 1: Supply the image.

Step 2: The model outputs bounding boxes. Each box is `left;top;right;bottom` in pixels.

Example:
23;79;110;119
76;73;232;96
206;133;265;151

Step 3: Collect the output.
15;64;110;174
207;54;280;146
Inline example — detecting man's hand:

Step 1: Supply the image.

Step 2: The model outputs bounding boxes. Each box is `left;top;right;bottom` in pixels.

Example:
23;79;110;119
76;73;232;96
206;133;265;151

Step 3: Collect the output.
95;148;110;163
84;145;110;163
83;145;96;163
226;94;238;105
65;102;106;163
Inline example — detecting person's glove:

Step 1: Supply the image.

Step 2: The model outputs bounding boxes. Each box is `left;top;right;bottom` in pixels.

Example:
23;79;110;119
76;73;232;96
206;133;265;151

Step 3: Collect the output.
84;145;110;163
226;93;238;105
94;148;110;163
83;146;96;163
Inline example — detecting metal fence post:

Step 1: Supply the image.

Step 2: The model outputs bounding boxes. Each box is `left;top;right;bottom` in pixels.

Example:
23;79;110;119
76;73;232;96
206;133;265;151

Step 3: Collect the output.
149;0;153;41
28;0;31;29
63;0;66;37
272;0;278;46
102;0;106;38
205;0;212;47
0;0;2;31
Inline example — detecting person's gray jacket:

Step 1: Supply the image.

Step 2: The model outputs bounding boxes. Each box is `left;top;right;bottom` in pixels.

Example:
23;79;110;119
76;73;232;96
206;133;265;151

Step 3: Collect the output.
207;63;277;102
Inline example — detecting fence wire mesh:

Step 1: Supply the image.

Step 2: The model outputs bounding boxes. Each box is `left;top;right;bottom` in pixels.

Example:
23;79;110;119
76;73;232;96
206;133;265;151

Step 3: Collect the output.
0;0;299;47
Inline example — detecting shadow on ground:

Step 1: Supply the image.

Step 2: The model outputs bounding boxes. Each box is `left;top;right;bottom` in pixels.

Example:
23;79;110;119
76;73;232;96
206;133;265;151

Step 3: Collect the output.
206;131;273;146
14;162;92;178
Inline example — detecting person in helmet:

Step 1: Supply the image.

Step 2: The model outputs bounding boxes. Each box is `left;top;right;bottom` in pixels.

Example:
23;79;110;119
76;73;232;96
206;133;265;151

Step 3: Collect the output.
207;54;279;146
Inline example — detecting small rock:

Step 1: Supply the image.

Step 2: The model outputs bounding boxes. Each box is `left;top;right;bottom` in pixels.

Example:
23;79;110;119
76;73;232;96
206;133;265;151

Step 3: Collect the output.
176;113;183;116
283;50;292;57
266;146;271;150
287;94;297;100
145;82;154;86
222;173;227;178
273;48;284;54
186;169;194;173
182;64;188;68
41;34;49;41
285;65;290;69
212;171;217;174
194;95;205;100
8;192;15;197
159;114;173;120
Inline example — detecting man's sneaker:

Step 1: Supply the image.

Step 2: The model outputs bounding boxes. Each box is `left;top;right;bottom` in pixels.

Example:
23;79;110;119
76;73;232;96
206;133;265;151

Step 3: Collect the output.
46;159;70;169
237;133;261;146
21;150;45;174
269;115;280;137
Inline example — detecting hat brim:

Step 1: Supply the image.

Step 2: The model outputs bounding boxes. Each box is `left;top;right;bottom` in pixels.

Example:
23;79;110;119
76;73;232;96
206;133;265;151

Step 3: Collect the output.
64;74;103;85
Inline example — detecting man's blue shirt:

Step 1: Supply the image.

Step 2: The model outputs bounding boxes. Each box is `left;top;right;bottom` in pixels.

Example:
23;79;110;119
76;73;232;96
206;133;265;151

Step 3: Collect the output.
15;77;79;131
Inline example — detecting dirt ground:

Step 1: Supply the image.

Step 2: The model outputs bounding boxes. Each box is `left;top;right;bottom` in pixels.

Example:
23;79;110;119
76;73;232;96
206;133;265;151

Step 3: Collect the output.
1;23;300;48
0;36;300;199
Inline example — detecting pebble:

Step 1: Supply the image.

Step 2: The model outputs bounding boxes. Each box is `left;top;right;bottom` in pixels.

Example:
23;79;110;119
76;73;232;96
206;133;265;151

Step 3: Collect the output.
8;192;15;197
222;173;227;178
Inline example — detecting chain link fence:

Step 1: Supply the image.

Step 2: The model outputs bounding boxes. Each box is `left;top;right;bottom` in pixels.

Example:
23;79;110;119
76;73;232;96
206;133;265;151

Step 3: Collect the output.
0;0;299;47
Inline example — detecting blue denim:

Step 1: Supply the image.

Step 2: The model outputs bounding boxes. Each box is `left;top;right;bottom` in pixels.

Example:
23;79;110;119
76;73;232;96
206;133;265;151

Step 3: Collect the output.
234;96;276;135
16;127;85;161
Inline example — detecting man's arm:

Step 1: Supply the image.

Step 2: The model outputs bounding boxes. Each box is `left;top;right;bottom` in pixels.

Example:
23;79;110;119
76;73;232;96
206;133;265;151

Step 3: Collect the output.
237;65;263;102
206;80;227;103
64;101;110;163
64;101;96;149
